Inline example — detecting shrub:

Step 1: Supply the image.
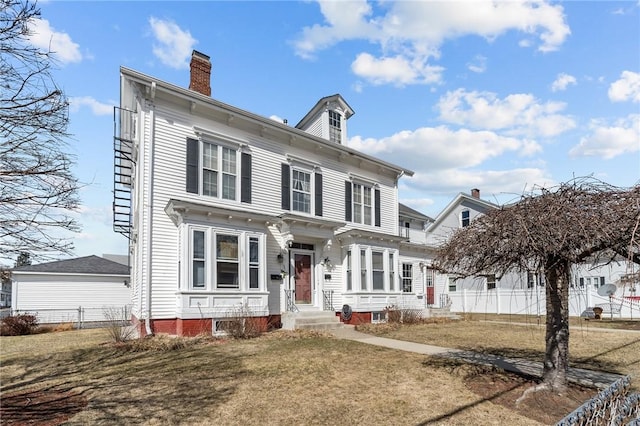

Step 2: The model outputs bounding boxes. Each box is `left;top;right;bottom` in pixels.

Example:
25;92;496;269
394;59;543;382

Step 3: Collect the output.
1;314;39;336
103;306;134;343
220;304;263;339
383;305;423;324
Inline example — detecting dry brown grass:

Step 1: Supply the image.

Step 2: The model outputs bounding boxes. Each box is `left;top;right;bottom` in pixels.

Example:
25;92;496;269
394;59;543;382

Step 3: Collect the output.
0;328;544;425
357;318;640;390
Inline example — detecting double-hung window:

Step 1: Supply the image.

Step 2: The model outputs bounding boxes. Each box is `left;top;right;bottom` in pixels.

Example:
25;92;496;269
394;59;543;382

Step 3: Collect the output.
402;263;413;293
486;274;497;290
192;230;206;288
360;249;368;291
292;169;311;213
389;252;396;291
372;252;384;290
329;110;341;144
216;235;239;288
346;250;352;291
248;237;259;289
461;210;470;227
353;183;372;225
202;142;237;200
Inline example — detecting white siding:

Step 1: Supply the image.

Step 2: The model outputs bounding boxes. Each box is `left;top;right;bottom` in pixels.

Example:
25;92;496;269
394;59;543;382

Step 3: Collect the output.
12;274;131;323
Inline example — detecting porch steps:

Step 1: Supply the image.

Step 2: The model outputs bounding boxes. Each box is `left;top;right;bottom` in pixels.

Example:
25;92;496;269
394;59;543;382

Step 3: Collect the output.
281;310;343;331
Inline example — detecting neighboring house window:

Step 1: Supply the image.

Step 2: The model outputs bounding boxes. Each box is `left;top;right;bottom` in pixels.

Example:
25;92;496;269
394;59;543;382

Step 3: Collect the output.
486;274;497;290
527;271;535;288
186;138;251;202
346;250;352;291
402;263;413;293
292;169;311;213
360;249;368;291
461;210;470;227
448;277;457;292
192;230;206;289
372;252;384;290
281;163;322;216
345;181;381;226
329;110;341;144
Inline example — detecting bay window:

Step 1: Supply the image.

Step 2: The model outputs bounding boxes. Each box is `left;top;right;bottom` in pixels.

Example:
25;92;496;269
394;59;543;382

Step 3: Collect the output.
188;228;263;291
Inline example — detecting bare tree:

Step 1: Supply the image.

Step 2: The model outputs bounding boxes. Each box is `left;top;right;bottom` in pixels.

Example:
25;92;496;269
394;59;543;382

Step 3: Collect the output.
434;179;640;391
0;0;80;263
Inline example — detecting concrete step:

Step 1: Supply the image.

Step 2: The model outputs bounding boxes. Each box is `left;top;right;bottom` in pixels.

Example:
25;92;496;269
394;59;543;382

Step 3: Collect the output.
282;310;343;330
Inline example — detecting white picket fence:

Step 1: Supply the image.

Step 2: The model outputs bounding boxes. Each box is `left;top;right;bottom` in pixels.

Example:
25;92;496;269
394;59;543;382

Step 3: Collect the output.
446;286;640;319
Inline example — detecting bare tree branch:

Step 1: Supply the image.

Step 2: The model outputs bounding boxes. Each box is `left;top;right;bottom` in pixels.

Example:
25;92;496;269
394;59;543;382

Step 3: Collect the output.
0;0;80;263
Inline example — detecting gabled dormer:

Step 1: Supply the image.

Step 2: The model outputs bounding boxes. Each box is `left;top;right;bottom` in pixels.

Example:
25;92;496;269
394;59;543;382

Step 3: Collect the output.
295;94;354;145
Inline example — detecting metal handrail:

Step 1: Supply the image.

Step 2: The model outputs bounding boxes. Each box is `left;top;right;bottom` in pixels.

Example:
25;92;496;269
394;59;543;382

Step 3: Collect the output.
284;289;298;312
323;290;334;311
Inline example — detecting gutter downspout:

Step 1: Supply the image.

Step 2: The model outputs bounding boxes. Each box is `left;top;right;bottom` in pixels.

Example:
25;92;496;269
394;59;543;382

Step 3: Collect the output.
144;102;155;336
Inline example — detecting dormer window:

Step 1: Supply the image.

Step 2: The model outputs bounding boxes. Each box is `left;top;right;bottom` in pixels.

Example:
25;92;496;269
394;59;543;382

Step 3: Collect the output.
328;110;341;144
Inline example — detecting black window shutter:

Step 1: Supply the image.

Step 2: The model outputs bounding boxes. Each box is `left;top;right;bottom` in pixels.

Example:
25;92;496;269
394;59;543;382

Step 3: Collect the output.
374;188;381;227
281;163;290;210
600;277;605;286
186;138;199;194
241;153;252;203
344;181;352;221
314;173;323;216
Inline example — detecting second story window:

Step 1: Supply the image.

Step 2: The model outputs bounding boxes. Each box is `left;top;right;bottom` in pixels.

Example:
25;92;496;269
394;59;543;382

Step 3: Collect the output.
281;163;323;216
292;169;311;213
461;209;470;227
345;180;381;227
329;110;341;144
186;137;251;202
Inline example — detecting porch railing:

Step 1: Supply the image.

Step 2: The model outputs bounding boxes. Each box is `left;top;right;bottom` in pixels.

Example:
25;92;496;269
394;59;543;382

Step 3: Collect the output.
284;289;298;312
323;290;334;311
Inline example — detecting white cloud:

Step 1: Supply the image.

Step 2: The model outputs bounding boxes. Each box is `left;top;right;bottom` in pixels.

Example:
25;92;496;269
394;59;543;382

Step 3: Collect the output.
294;1;570;86
351;53;444;86
408;168;554;198
70;96;113;116
149;17;197;69
569;114;640;159
551;73;577;92
436;89;576;137
27;18;82;64
467;55;487;73
608;71;640;103
348;125;536;173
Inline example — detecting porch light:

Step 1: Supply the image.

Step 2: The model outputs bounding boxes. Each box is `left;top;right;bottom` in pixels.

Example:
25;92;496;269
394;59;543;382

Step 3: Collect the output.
277;253;284;263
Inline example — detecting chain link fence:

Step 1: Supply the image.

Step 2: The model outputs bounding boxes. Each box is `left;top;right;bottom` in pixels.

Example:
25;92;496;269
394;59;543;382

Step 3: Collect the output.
10;305;131;329
557;375;640;425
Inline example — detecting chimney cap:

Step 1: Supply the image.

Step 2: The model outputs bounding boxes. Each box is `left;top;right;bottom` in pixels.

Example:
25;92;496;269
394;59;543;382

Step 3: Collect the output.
191;50;210;61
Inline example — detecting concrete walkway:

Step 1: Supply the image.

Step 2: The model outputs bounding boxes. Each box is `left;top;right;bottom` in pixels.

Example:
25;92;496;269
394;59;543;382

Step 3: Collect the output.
331;325;625;389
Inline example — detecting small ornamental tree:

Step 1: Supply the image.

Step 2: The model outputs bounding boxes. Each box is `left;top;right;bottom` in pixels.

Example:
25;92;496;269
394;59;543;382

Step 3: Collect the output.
434;179;640;391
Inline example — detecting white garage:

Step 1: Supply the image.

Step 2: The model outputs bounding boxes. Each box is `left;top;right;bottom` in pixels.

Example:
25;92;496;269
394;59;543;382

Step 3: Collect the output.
11;255;131;325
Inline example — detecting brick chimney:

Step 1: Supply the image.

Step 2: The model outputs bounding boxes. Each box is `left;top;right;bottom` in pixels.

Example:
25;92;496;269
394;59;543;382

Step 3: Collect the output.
471;188;480;199
189;50;211;96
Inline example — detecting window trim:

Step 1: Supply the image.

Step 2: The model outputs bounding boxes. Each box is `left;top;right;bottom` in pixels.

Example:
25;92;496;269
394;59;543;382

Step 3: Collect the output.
402;263;413;293
187;227;264;292
461;209;470;227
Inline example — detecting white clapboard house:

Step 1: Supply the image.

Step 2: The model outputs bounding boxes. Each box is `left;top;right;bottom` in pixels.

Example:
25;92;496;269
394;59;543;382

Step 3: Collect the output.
115;51;439;336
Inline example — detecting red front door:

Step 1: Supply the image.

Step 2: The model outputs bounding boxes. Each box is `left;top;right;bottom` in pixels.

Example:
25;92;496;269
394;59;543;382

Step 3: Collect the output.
294;254;312;304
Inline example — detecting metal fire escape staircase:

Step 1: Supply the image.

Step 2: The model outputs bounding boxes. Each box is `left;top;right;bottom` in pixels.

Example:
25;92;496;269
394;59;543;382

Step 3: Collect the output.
113;107;136;239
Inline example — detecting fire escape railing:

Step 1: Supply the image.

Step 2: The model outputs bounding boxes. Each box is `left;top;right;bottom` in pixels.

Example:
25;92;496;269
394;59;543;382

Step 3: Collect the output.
113;107;136;239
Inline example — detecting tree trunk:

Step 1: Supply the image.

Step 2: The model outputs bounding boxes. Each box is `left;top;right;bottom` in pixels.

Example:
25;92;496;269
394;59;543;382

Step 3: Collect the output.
543;257;571;391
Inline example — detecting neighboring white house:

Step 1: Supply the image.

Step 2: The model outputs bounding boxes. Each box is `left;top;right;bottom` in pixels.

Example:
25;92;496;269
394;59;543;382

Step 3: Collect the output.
11;255;131;324
116;50;439;336
424;190;640;318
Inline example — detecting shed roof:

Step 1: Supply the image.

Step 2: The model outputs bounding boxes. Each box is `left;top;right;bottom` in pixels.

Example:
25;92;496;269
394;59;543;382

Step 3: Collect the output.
12;255;129;276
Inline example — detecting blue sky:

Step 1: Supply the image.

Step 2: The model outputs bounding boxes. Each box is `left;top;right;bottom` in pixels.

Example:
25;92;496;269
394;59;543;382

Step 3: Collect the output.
26;0;640;260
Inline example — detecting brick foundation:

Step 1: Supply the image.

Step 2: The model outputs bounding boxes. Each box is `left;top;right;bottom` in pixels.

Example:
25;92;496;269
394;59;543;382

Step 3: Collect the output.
336;311;371;325
131;314;278;337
